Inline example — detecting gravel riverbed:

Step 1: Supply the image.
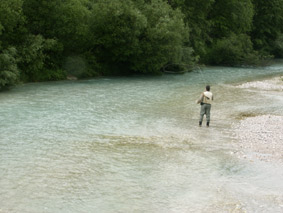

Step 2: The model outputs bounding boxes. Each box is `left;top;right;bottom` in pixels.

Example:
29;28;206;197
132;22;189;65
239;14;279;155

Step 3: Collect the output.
235;76;283;91
232;76;283;163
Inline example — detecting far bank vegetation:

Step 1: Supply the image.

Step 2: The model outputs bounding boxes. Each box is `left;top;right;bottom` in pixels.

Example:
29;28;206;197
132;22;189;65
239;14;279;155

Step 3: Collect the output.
1;0;283;90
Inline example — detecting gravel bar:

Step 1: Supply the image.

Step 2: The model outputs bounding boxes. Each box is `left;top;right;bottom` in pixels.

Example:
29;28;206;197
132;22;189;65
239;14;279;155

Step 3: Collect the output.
232;76;283;163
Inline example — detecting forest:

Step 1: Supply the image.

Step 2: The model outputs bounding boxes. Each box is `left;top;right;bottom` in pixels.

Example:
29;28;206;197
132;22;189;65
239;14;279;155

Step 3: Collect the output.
1;0;283;90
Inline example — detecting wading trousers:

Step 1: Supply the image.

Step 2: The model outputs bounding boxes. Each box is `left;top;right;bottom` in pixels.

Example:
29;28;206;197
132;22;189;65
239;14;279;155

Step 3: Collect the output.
199;103;211;123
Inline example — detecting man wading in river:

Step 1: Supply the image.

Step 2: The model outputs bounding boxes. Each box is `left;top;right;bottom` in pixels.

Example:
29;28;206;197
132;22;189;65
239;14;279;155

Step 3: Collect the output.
197;85;213;127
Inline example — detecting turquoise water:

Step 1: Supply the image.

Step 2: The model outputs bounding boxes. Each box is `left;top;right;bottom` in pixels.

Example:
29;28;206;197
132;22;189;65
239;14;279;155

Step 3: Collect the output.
1;62;283;212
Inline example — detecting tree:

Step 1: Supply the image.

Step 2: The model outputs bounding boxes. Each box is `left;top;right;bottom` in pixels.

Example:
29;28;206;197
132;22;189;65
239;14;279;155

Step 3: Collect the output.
207;33;259;65
132;0;192;73
209;0;254;38
0;0;26;49
274;34;283;57
205;0;258;65
89;0;147;74
89;0;192;75
23;0;91;53
18;35;65;82
251;0;283;56
167;0;214;60
0;0;25;89
22;0;93;80
0;48;19;90
54;0;91;53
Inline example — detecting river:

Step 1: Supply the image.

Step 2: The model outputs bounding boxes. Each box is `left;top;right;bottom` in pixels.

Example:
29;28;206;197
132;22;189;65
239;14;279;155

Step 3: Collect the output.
1;61;283;212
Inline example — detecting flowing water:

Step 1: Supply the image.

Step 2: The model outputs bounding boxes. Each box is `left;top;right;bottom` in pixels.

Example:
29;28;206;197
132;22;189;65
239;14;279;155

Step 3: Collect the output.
1;62;283;212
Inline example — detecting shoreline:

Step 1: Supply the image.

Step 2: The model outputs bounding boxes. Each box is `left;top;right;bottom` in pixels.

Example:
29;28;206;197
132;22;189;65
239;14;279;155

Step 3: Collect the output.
232;76;283;163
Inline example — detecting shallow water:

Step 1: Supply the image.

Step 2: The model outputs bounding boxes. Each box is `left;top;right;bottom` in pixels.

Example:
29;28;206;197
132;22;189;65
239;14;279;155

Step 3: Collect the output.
1;61;283;212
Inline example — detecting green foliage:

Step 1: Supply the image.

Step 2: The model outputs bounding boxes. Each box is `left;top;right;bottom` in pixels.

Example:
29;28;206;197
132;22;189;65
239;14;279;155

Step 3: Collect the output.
274;34;283;58
207;34;259;66
251;0;283;56
55;0;91;52
0;0;24;89
23;0;91;53
0;48;20;90
168;0;214;59
0;0;26;48
89;0;147;74
18;35;65;82
204;0;255;65
22;0;58;36
89;0;192;75
210;0;254;38
132;0;192;73
168;0;256;64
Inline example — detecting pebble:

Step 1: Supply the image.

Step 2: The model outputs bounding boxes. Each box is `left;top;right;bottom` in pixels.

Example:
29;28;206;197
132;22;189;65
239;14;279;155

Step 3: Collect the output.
233;76;283;163
235;77;283;91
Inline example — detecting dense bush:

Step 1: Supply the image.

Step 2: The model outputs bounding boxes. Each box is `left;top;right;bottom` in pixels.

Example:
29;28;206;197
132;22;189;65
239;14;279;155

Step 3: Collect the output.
274;34;283;58
23;0;91;53
131;0;192;73
18;35;66;82
89;0;147;75
207;34;259;66
0;48;19;90
209;0;254;38
251;0;283;56
89;0;192;75
0;0;26;49
0;0;24;89
168;0;214;58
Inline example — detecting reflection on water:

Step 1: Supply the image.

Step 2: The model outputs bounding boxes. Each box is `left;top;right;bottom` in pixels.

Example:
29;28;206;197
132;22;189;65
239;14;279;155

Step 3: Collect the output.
1;62;283;212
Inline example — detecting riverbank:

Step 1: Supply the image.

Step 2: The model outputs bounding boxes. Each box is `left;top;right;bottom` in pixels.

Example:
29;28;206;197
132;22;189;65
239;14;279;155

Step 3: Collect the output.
232;76;283;163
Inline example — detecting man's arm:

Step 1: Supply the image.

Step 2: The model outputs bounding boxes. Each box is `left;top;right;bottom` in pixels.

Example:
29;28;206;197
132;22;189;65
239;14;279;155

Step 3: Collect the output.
196;93;204;104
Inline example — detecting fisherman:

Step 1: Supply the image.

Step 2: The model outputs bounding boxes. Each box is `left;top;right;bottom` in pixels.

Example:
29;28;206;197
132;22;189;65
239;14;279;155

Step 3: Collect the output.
197;85;213;127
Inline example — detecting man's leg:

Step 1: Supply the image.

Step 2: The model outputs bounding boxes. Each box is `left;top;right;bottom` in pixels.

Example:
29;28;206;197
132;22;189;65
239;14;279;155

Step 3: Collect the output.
199;105;205;126
205;104;211;126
